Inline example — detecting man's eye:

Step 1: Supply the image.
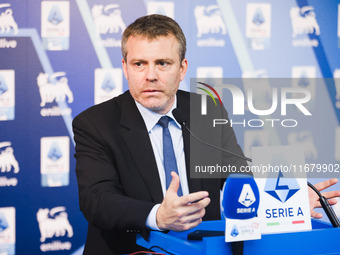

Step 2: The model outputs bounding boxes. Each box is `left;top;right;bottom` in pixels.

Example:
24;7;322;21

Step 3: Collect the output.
159;61;168;66
134;62;143;67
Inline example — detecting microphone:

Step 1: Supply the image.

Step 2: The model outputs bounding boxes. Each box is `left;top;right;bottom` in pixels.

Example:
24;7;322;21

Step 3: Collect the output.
222;173;260;219
222;174;261;242
172;108;252;163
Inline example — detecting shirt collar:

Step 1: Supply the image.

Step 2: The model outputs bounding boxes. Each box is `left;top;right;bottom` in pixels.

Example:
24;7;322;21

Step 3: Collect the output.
135;96;181;132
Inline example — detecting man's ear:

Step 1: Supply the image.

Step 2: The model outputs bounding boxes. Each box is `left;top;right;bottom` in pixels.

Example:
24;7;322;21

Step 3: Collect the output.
122;58;129;80
180;58;188;81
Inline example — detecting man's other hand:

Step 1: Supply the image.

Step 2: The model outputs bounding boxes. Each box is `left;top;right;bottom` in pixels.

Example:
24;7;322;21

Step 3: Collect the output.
309;178;340;218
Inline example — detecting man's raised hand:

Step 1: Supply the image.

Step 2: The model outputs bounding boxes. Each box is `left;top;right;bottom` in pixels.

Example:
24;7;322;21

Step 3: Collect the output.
156;172;211;231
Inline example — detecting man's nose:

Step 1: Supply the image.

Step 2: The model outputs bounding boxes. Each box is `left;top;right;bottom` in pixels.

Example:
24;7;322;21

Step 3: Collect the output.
146;65;158;82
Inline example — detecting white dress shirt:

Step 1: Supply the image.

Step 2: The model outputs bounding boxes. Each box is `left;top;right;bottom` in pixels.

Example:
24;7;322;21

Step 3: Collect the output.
135;96;189;230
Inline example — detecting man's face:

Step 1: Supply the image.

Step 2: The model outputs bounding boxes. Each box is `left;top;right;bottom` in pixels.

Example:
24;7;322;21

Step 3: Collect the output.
122;35;188;114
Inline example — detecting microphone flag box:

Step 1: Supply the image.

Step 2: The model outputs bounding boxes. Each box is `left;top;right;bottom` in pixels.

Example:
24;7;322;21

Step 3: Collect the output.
252;145;312;234
222;174;261;242
224;218;261;242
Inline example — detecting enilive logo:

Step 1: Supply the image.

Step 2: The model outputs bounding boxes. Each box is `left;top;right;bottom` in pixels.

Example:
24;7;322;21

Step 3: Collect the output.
194;5;227;38
0;4;18;34
92;4;126;34
92;4;125;47
37;207;73;242
37;72;73;107
0;142;19;174
290;6;320;47
37;72;73;117
37;206;73;252
198;81;312;128
290;6;320;37
0;4;18;49
194;5;227;47
0;141;19;187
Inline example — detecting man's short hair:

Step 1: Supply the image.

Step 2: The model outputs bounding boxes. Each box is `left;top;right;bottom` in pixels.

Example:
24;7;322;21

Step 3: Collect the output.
121;14;186;62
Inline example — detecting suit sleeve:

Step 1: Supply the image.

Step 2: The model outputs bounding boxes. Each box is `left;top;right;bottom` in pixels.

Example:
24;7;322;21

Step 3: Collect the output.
72;114;155;232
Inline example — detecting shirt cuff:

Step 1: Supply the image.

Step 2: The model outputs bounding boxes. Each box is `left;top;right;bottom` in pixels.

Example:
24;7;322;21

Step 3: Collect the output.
145;204;162;231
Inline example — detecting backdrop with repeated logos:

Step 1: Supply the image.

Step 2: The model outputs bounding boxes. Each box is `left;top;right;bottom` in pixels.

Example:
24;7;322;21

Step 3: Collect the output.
1;0;340;254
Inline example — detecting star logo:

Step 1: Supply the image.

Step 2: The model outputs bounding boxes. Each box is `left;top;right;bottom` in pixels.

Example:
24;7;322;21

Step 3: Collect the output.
0;212;9;232
238;184;256;207
230;225;239;237
264;170;300;203
48;142;63;161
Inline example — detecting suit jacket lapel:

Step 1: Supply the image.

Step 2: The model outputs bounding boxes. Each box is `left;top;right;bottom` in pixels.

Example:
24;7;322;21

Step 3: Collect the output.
119;92;163;203
177;91;202;193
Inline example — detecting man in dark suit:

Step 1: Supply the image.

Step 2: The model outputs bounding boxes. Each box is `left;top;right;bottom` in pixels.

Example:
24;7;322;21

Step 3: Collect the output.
73;14;340;255
73;14;247;254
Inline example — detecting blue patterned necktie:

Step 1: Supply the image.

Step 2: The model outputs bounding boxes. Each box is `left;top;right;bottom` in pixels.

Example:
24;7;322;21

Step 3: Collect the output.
158;116;183;196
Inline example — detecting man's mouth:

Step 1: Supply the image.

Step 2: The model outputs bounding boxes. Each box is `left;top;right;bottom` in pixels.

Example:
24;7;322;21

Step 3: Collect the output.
143;89;161;93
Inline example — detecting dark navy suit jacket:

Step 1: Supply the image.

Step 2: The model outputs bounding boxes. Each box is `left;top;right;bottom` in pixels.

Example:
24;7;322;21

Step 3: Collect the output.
72;90;246;254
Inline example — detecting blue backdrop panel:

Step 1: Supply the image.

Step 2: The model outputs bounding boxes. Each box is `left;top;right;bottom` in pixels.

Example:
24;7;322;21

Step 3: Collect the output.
0;0;340;254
